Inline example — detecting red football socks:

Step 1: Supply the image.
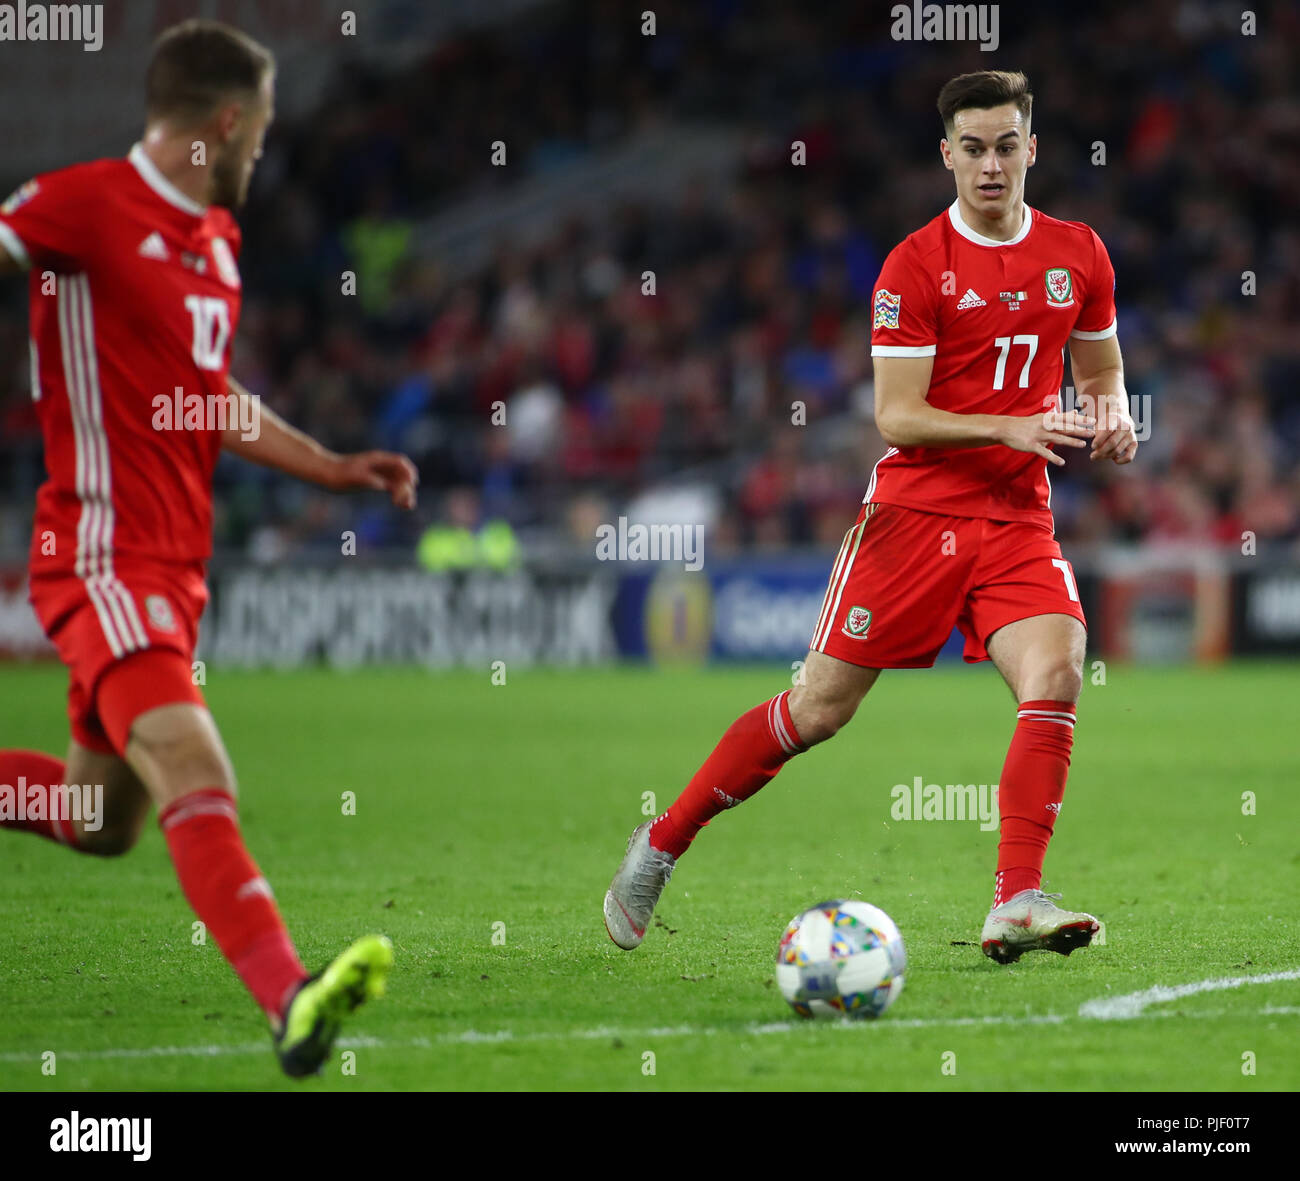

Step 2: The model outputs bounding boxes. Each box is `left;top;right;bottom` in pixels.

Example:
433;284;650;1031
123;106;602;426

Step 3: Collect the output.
158;788;307;1021
0;750;82;848
650;691;805;858
993;700;1076;906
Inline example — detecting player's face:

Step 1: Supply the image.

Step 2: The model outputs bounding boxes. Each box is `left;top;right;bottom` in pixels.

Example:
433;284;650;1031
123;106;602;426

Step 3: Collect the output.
212;73;275;210
941;103;1035;220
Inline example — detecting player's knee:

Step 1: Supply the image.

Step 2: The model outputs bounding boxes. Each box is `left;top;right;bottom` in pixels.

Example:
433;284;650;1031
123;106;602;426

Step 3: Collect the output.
76;820;143;857
788;689;860;746
1024;658;1083;704
61;752;153;856
83;793;151;855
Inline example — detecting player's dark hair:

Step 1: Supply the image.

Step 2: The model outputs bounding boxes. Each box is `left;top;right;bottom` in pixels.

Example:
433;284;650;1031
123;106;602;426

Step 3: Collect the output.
937;70;1032;136
145;19;274;126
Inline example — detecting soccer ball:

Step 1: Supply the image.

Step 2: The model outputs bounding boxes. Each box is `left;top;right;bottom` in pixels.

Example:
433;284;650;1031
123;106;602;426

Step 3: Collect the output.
775;899;906;1019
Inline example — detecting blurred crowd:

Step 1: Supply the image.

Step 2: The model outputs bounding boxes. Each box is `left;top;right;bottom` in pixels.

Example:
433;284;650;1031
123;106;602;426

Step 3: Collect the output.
2;0;1298;560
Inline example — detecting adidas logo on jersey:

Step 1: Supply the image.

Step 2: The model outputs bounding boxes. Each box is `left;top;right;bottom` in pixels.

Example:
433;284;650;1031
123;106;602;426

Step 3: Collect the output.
956;288;987;309
137;231;168;261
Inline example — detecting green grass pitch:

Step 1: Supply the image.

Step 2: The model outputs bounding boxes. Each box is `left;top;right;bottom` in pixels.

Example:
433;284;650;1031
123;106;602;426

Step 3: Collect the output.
1;659;1297;1091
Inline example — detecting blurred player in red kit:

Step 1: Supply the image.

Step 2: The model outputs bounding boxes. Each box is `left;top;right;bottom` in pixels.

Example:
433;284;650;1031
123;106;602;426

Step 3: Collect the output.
0;20;416;1075
606;70;1139;964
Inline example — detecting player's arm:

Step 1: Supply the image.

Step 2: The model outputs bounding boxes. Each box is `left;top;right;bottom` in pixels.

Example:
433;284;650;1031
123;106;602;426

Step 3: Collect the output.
1069;333;1137;464
221;376;417;509
873;356;1096;466
0;170;87;276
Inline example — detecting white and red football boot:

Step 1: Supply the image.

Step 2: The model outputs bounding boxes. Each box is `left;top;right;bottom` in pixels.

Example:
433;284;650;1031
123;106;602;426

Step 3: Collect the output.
603;821;676;950
981;889;1099;964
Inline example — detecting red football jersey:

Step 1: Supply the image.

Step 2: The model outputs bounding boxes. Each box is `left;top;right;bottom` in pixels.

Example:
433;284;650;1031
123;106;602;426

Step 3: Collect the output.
0;144;242;580
866;199;1117;528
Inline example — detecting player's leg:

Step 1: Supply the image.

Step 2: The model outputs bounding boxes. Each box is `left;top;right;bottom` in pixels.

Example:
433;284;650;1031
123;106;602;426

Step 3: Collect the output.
652;503;968;856
5;575;152;853
788;650;882;745
978;611;1099;962
960;522;1099;962
24;565;388;1070
986;610;1086;704
604;503;968;950
99;651;390;1074
649;651;881;862
97;655;311;1017
604;651;880;950
1;736;149;856
61;741;152;854
0;746;88;848
985;611;1085;904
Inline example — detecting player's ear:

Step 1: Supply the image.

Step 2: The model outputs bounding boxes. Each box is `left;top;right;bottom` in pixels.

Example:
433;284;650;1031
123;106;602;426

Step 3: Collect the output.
939;139;954;171
1027;132;1036;166
215;100;244;144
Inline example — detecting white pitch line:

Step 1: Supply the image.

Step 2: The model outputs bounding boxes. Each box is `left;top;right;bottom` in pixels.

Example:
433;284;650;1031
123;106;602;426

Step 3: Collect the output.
0;1041;269;1065
2;1000;1298;1066
0;1019;1048;1064
1078;969;1300;1020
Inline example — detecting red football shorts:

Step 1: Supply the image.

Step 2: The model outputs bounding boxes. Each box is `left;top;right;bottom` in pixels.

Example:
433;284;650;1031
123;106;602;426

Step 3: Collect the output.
810;503;1086;668
28;560;209;755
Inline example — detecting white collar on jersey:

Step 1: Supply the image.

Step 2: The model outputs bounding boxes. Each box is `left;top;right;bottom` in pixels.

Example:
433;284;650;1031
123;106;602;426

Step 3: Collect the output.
947;197;1033;247
128;143;208;217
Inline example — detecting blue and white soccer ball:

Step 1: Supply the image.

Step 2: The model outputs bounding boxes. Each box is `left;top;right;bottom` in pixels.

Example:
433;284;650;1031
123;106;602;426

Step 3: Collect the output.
775;899;906;1019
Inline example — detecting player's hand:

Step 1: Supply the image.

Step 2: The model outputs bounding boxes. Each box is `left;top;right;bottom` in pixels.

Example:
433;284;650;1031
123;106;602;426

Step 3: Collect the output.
331;451;419;509
999;410;1096;467
1089;400;1139;464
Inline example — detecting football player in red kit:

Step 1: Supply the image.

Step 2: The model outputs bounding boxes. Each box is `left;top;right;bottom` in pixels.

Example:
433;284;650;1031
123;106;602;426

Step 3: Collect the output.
0;21;416;1075
606;70;1139;964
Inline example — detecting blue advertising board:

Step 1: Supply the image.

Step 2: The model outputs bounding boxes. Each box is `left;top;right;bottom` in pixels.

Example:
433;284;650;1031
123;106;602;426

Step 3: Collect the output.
612;560;966;664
